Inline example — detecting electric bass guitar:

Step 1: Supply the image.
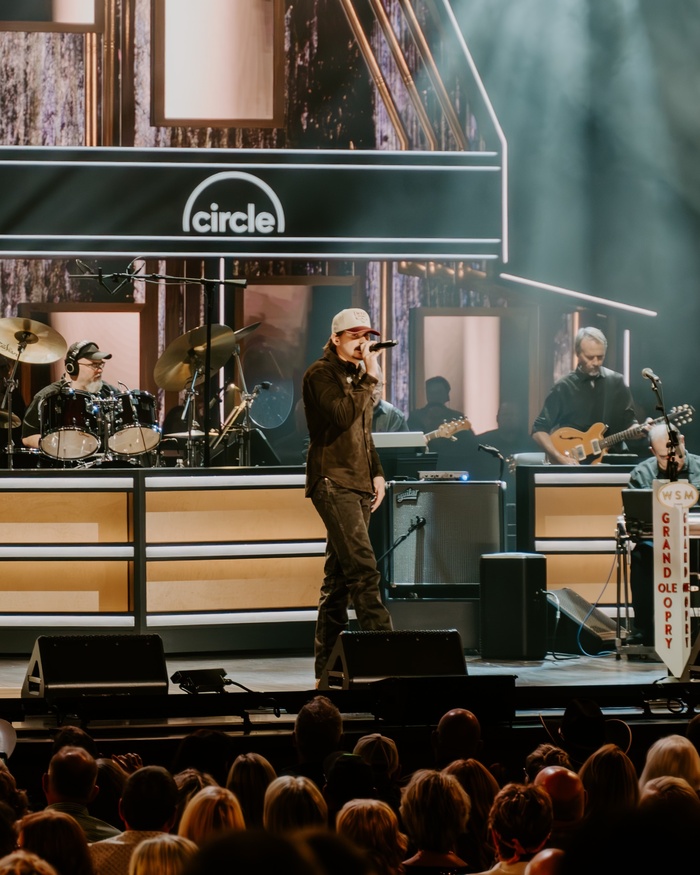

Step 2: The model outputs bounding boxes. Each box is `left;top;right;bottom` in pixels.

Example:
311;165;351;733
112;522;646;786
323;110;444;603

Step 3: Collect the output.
549;404;694;464
424;417;472;443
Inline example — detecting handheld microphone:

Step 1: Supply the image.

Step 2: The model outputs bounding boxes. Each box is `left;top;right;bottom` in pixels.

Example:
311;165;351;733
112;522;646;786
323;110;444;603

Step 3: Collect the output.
368;340;398;352
642;367;661;383
478;443;504;460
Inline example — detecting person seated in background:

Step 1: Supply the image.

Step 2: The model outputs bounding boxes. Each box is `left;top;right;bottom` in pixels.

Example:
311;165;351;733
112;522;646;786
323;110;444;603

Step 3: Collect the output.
476;401;533;462
17;809;94;875
226;753;277;830
626;423;700;646
281;695;344;789
409;376;478;472
432;708;482;768
372;365;408;433
408;376;464;434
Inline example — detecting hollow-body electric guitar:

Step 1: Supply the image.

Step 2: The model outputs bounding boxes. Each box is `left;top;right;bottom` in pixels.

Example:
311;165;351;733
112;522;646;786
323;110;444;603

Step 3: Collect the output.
549;404;694;464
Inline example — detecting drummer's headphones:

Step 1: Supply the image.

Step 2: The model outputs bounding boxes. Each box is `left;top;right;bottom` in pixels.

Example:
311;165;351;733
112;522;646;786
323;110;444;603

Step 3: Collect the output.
65;340;94;377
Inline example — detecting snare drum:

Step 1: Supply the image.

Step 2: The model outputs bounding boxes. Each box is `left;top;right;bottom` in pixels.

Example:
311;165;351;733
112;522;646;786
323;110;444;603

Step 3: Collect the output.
108;391;161;455
39;388;100;460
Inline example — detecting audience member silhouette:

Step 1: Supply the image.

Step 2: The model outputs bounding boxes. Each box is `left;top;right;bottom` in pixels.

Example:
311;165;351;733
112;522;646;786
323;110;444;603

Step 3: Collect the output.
90;759;128;830
179;830;319;875
322;752;375;826
0;801;18;857
432;708;482;768
297;827;377;875
17;809;94;875
170;730;235;788
127;835;197;875
352;733;402;814
263;775;328;835
336;798;407;875
533;767;585;852
523;745;572;783
638;733;700;791
283;695;344;789
49;728;98;759
577;743;638;822
524;847;565;875
225;753;277;830
638;774;700;824
399;769;472;872
0;765;30;819
539;698;631;766
177;786;245;846
171;771;217;833
42;747;121;842
90;766;178;875
0;850;58;875
443;758;499;872
475;783;553;875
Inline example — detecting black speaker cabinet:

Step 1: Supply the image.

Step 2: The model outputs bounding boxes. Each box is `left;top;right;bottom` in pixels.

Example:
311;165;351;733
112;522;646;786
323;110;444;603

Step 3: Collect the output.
21;634;169;700
479;553;547;660
373;480;504;590
547;588;617;655
319;629;467;690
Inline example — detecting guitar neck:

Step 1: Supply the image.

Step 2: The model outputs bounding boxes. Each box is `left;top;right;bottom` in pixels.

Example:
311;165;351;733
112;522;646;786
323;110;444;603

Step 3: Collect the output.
599;423;646;450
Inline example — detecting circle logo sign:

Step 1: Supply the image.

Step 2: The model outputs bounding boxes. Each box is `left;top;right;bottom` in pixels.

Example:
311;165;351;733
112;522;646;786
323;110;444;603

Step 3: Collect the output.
182;171;285;235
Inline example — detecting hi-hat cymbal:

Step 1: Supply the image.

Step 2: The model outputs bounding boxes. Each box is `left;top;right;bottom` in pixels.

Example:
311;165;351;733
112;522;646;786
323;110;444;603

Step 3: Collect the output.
0;409;20;428
0;317;67;364
154;324;236;391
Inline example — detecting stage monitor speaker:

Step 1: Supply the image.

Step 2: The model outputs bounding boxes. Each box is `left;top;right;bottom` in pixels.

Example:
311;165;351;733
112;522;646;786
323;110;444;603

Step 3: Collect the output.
373;481;503;588
479;553;547;660
21;634;169;700
547;588;617;655
319;629;467;690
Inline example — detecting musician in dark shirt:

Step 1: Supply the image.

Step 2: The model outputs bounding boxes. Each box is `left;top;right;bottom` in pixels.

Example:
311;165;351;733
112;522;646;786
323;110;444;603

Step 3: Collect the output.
532;327;640;465
626;424;700;645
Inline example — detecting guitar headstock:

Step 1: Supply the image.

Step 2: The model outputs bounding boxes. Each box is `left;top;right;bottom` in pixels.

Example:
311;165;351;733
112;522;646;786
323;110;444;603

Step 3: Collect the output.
669;404;695;428
432;417;472;440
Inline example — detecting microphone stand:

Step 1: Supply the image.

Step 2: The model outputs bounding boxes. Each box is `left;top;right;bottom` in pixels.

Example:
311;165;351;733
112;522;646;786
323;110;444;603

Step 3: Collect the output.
376;516;427;592
1;334;32;471
645;373;678;482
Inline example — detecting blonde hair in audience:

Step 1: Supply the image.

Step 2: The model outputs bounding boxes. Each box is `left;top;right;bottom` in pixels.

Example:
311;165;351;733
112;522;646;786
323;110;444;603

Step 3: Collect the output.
399;769;471;854
226;752;277;829
639;734;700;791
128;834;198;875
177;786;245;845
0;850;58;875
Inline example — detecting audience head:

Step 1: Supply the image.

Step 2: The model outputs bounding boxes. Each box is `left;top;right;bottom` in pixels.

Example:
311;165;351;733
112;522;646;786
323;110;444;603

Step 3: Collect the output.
399;769;471;854
180;830;318;875
17;809;93;875
432;708;481;767
639;775;700;824
488;783;553;864
322;752;375;819
120;766;178;832
639;733;700;791
177;786;245;846
524;744;573;783
442;758;499;830
263;775;328;834
172;769;218;831
90;757;128;828
336;798;407;875
128;834;198;875
49;727;98;759
540;698;631;766
533;766;586;823
352;734;400;781
226;753;277;830
578;743;638;819
171;729;236;787
0;850;58;875
293;696;343;764
425;376;451;404
297;827;377;875
43;745;98;805
0;766;30;819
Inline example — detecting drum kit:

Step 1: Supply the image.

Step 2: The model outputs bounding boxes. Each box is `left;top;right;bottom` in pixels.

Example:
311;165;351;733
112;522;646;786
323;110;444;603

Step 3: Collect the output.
0;314;279;471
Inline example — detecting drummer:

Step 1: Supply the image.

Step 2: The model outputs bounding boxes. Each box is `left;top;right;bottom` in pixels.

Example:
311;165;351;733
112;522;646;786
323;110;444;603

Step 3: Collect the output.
22;340;115;449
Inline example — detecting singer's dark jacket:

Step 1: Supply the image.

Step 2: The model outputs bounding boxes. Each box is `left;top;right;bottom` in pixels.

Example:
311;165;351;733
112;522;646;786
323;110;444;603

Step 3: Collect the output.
532;366;638;437
302;346;383;497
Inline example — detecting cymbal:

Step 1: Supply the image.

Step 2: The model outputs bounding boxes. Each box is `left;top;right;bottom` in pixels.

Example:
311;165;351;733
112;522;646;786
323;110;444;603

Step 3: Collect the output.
233;321;261;341
0;409;20;428
154;324;236;391
0;317;67;364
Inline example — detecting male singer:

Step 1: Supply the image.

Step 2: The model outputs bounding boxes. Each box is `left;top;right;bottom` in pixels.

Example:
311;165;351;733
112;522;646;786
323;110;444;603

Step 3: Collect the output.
302;308;393;681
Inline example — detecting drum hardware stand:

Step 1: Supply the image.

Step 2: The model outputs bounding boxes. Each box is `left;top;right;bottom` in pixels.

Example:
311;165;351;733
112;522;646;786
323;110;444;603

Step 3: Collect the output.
210;341;269;466
614;517;633;659
1;331;33;471
69;261;248;468
180;367;204;469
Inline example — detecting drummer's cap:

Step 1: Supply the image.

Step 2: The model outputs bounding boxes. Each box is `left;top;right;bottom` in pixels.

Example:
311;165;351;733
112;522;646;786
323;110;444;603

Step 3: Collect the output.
68;340;113;363
331;308;380;336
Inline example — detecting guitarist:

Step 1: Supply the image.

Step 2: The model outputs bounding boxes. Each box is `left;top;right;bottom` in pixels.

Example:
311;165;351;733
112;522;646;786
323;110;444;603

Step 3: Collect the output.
532;327;644;465
408;375;479;471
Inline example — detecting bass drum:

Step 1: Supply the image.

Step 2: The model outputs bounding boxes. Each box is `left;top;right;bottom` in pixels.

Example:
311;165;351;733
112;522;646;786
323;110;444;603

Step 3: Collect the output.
108;391;161;455
39;389;100;460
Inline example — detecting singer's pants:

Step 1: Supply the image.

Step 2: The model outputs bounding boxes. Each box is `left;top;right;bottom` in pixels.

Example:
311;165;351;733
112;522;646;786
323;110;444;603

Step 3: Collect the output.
311;477;393;679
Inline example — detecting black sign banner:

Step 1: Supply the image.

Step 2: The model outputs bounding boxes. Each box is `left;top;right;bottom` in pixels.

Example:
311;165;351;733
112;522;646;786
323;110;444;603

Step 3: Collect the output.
0;146;504;260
